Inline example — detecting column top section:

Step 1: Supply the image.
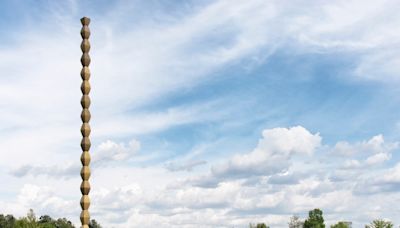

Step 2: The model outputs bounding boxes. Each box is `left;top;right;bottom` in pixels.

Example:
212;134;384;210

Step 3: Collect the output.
81;17;91;26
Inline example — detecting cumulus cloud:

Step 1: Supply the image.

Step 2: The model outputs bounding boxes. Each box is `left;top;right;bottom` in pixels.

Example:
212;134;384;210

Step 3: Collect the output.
342;159;362;169
365;152;391;165
328;135;399;193
332;134;397;156
210;126;321;181
353;162;400;195
83;181;267;226
382;163;400;183
267;171;306;185
15;184;77;220
92;139;140;166
180;126;321;188
90;184;145;223
332;134;397;169
4;126;400;228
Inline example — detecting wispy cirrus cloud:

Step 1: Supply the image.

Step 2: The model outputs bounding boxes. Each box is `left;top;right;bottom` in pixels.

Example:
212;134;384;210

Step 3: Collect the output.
9;138;140;178
164;160;207;172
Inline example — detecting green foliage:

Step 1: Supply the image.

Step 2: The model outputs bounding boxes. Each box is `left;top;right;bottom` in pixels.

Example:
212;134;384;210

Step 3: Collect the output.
0;214;16;228
14;209;40;228
38;215;54;224
14;217;31;228
249;223;269;228
27;209;36;223
289;215;303;228
89;219;102;228
304;208;325;228
0;209;99;228
365;219;394;228
331;221;350;228
40;223;57;228
38;215;55;228
54;218;75;228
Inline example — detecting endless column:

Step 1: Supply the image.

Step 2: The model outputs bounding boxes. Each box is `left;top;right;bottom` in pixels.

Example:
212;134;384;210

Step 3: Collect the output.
80;17;92;228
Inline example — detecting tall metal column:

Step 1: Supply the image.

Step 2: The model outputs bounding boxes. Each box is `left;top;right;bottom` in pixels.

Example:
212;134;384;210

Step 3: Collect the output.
80;16;92;228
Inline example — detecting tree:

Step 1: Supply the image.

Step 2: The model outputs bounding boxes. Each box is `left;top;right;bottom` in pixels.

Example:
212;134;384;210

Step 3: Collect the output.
14;209;40;228
331;222;350;228
0;214;16;228
256;224;268;228
0;210;98;228
304;208;325;228
38;215;56;228
5;214;16;226
14;218;29;228
38;215;54;224
55;217;76;228
27;208;36;223
289;215;304;228
249;223;269;228
40;223;57;228
89;219;102;228
365;219;394;228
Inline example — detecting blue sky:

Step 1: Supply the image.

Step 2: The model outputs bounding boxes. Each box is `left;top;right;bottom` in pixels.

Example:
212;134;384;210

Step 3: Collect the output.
1;0;400;227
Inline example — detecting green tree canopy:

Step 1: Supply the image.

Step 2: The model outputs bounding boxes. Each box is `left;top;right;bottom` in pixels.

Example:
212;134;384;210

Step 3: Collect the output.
249;223;269;228
0;209;93;228
27;208;36;223
331;221;350;228
38;215;54;224
89;219;102;228
304;208;325;228
365;219;394;228
55;217;75;228
0;214;16;228
289;215;304;228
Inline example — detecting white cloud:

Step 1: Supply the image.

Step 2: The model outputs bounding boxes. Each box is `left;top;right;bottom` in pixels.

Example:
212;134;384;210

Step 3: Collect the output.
90;184;144;223
382;163;400;183
354;162;400;195
165;160;207;172
2;126;400;227
330;135;397;173
259;126;322;156
332;134;398;156
92;139;140;165
9;138;140;178
342;159;362;169
210;126;321;180
9;163;79;178
365;152;391;165
13;184;78;222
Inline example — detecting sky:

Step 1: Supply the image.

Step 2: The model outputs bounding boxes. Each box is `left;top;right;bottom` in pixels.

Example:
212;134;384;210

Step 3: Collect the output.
0;0;400;227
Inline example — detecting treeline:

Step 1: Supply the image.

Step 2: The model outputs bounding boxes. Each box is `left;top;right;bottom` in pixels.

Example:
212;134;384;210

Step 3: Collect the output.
1;208;395;227
0;209;101;228
250;208;395;228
